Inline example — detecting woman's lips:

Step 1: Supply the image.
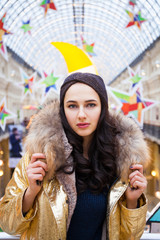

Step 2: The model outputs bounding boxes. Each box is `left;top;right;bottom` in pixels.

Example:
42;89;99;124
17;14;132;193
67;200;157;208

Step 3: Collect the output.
77;123;90;128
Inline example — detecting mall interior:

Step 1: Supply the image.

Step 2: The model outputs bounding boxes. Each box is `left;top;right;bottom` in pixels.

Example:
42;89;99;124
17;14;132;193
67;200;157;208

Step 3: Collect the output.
0;0;160;238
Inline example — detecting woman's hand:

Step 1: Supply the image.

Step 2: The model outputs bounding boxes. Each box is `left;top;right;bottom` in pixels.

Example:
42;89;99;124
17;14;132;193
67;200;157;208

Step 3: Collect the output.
125;164;147;209
26;153;48;195
22;153;48;214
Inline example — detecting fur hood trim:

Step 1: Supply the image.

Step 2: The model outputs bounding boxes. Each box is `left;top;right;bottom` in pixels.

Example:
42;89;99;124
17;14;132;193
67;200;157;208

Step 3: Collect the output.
25;99;150;182
111;112;150;182
25;99;72;180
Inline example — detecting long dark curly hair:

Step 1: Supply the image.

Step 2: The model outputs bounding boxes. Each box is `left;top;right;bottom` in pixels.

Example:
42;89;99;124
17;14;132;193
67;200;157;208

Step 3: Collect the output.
59;87;119;194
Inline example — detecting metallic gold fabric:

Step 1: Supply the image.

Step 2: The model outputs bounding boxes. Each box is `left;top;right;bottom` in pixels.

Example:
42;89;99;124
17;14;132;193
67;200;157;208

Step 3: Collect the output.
108;181;148;240
0;153;68;240
0;153;147;240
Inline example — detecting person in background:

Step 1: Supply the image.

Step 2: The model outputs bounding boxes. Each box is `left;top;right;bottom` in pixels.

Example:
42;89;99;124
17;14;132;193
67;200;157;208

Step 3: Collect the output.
10;127;22;158
0;72;150;240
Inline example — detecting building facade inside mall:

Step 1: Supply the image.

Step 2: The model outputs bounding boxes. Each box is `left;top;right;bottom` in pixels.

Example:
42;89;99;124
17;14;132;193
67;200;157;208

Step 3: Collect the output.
0;0;160;237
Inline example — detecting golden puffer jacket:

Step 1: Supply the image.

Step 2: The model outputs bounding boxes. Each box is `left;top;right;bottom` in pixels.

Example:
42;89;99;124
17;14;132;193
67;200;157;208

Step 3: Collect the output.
0;100;150;240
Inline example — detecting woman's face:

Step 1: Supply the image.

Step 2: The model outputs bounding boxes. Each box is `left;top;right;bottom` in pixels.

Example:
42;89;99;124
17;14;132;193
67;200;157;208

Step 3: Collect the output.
64;82;101;141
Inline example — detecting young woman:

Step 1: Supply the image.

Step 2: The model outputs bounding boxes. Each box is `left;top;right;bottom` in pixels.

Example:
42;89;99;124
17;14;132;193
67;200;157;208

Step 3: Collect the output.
0;72;150;240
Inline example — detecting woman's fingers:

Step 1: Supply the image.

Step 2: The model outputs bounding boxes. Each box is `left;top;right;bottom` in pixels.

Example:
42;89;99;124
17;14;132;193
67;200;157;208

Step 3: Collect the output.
132;180;147;190
28;153;48;172
129;164;145;183
125;164;147;207
26;153;48;190
128;164;147;193
129;173;146;186
27;166;46;177
32;173;44;182
30;153;46;163
129;164;147;189
130;164;143;174
28;160;48;172
131;178;147;189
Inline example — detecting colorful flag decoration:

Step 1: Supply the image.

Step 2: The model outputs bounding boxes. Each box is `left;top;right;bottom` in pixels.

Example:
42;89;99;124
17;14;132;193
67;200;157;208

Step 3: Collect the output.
22;105;40;110
40;71;59;93
21;20;32;35
19;69;36;99
108;85;156;127
0;41;8;61
0;97;16;131
81;36;96;57
37;70;60;102
40;0;57;17
125;10;147;30
128;66;142;88
125;66;144;92
0;12;12;61
129;0;137;7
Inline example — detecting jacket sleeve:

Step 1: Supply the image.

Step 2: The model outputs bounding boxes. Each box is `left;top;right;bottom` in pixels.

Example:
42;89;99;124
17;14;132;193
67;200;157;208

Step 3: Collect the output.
0;152;38;235
120;194;147;240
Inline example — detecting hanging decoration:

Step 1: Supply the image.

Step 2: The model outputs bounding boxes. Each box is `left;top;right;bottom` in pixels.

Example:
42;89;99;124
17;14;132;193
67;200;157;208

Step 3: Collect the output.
81;36;96;57
19;68;36;99
0;12;12;61
51;42;98;74
40;0;57;17
121;66;144;92
0;41;8;61
127;66;142;89
40;71;59;92
37;70;60;102
125;10;147;30
108;85;156;127
22;105;40;110
0;97;16;131
129;0;137;7
21;20;32;35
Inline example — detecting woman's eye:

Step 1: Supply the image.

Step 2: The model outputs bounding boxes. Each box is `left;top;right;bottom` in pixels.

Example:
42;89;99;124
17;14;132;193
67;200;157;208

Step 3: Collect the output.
68;104;77;109
87;103;96;108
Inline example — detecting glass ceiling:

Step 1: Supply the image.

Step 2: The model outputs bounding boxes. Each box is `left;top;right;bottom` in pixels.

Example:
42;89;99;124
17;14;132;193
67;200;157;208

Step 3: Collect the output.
0;0;160;84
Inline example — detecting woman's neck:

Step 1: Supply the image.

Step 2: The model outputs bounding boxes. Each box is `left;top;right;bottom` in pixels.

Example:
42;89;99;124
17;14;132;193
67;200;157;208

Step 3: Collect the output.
83;134;93;159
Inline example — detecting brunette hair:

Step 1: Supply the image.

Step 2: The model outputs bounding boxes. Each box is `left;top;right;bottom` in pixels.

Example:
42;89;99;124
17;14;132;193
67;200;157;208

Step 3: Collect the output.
59;73;119;194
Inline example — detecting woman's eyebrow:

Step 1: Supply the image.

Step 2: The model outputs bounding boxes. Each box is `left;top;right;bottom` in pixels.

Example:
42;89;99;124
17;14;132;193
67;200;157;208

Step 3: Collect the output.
66;100;77;103
85;99;97;102
66;99;97;103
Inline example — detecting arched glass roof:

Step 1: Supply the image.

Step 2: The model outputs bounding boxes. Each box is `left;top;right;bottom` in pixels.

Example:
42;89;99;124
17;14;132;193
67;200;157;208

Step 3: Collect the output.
0;0;160;84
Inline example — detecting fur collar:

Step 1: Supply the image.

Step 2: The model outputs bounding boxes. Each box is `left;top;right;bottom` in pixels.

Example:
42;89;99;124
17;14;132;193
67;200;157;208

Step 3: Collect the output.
111;113;150;182
25;99;150;182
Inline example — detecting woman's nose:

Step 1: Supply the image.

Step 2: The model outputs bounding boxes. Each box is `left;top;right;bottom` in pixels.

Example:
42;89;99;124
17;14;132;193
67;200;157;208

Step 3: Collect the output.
78;107;86;119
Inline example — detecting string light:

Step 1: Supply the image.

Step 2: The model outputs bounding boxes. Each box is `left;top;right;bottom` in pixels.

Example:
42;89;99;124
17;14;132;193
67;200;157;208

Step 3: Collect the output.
0;160;3;166
151;170;157;177
141;69;146;76
0;170;4;177
155;191;160;199
155;60;160;68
